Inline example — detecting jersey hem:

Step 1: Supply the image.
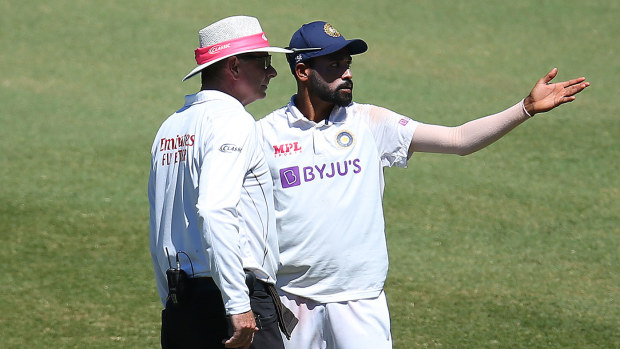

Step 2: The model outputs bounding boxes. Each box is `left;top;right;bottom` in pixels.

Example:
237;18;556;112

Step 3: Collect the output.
279;287;384;303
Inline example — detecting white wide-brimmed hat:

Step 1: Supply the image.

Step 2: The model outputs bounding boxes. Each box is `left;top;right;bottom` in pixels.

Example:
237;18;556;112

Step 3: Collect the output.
182;16;292;81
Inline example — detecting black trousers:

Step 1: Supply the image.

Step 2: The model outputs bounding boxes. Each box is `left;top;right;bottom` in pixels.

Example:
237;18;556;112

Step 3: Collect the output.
161;277;285;349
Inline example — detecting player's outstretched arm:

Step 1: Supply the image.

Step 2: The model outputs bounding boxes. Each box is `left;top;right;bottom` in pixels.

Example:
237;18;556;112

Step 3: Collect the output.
523;68;590;116
409;68;590;156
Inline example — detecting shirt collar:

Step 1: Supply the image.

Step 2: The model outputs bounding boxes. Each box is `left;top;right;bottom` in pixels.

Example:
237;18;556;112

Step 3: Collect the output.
285;95;349;127
184;90;242;108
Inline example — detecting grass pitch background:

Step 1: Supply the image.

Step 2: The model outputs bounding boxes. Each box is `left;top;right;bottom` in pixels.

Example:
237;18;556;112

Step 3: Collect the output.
1;0;618;348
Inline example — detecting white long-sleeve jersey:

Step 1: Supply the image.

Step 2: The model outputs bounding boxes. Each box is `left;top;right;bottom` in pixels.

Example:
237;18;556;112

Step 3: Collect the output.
149;90;278;315
257;97;418;303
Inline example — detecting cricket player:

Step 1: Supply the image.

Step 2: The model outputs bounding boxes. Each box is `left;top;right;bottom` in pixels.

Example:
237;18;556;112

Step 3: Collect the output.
257;21;589;349
149;16;294;349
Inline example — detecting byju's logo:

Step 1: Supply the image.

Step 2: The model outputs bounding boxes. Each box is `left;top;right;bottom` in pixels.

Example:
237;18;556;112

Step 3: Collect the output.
279;167;301;188
279;159;361;189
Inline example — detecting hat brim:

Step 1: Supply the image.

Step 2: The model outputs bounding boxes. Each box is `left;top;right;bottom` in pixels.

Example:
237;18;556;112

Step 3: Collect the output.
297;39;368;62
286;39;367;74
182;47;293;81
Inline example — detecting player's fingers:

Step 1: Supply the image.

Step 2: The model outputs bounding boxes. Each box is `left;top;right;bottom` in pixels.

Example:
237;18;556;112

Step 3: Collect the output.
563;82;589;97
558;96;577;105
560;76;587;88
540;67;558;85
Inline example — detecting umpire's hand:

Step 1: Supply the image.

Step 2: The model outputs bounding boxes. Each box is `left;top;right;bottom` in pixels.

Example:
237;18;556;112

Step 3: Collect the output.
223;310;259;349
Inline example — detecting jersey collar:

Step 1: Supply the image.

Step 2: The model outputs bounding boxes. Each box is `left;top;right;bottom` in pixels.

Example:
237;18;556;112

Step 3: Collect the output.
184;90;243;108
286;95;349;127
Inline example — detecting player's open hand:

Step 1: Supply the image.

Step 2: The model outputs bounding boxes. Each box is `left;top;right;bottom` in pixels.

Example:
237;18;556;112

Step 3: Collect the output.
523;68;590;116
223;311;259;349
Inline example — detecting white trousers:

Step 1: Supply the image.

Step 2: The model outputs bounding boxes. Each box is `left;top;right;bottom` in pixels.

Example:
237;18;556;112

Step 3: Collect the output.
280;290;393;349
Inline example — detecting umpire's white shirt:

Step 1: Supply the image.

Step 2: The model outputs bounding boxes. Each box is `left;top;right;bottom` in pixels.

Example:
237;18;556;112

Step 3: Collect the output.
149;90;278;315
258;97;418;303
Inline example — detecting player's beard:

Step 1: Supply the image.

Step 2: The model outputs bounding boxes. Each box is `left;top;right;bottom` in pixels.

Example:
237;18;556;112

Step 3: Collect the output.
308;73;353;107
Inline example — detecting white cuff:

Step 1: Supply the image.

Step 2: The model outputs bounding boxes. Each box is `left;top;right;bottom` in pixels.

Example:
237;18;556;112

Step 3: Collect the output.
521;99;533;118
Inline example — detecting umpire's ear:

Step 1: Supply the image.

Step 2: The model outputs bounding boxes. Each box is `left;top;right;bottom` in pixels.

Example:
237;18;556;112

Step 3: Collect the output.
226;56;243;80
294;62;311;82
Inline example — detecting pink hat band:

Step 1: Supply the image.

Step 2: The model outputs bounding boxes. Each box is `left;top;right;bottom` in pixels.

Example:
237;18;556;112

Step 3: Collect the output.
183;16;291;81
194;32;269;65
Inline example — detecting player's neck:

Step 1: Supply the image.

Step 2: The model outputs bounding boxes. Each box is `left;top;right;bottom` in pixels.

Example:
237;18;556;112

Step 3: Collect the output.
294;92;333;123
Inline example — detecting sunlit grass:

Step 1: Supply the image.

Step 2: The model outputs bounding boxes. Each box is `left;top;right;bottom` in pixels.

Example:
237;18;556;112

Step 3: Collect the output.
1;0;617;348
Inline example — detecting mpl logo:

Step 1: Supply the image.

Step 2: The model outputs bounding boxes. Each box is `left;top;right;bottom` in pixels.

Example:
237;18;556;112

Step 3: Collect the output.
273;142;302;157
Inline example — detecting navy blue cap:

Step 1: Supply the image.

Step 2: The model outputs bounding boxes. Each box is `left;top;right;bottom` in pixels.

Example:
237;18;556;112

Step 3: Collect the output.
286;21;368;73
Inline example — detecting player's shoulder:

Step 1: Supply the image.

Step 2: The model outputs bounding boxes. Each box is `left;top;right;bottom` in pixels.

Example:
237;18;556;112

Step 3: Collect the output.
345;102;391;118
356;103;414;124
257;104;289;137
342;102;383;125
258;104;288;124
351;103;397;117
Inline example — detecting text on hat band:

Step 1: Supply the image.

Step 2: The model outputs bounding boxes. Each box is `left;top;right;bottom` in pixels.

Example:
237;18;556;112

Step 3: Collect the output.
194;32;270;65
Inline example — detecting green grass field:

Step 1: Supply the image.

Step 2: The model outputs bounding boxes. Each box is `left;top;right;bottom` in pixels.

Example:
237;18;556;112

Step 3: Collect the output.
1;0;618;348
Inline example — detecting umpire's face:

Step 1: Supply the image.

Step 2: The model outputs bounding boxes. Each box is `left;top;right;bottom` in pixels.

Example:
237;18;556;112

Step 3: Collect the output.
306;48;354;107
236;53;278;106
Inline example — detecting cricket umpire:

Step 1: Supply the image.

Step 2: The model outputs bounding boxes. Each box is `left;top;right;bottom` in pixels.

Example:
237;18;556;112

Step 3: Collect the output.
149;16;295;349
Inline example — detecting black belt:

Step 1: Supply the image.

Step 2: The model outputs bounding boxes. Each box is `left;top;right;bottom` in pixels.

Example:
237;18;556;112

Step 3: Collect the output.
180;272;297;339
185;276;219;291
185;271;263;295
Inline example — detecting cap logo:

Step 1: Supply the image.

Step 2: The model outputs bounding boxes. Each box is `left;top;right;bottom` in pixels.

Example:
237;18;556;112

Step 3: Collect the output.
323;23;341;38
295;54;303;63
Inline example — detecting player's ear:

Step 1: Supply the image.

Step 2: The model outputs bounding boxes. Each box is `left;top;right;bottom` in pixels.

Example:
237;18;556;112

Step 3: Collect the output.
295;62;311;82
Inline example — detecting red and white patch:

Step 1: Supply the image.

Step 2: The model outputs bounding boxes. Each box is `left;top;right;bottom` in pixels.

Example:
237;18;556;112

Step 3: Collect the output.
273;141;302;157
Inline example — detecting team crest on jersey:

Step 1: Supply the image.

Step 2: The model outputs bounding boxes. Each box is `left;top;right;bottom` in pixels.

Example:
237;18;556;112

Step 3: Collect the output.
324;23;341;38
336;131;354;148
